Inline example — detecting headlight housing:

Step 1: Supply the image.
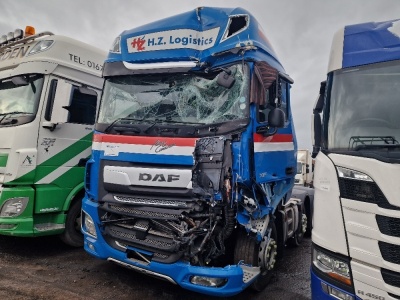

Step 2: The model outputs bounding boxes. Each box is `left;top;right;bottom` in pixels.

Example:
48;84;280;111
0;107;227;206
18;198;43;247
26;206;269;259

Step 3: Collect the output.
0;197;29;217
190;275;227;287
28;40;54;56
336;166;372;182
82;211;97;238
313;246;352;286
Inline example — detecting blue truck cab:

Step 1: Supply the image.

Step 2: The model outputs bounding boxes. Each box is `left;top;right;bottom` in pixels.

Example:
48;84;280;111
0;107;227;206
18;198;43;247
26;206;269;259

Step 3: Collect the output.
82;7;306;297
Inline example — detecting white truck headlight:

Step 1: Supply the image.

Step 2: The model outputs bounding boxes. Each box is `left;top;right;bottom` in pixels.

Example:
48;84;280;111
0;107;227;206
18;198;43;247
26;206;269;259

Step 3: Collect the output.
0;197;29;217
313;247;352;286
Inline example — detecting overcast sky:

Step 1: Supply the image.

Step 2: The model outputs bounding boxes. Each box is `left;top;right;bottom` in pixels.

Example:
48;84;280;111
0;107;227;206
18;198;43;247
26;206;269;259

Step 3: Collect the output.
1;0;400;149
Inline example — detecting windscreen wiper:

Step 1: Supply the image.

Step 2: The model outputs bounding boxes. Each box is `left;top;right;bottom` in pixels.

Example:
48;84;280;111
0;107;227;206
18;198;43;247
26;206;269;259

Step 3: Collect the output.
104;117;146;133
0;111;31;123
349;136;399;151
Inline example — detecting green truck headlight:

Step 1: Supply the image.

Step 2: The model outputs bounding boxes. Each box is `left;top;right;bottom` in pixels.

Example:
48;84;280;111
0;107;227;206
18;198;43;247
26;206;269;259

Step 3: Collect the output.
0;197;29;217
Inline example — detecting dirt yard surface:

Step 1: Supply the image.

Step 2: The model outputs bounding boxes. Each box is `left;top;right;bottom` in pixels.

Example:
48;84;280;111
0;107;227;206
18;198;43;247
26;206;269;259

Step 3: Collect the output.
0;235;311;300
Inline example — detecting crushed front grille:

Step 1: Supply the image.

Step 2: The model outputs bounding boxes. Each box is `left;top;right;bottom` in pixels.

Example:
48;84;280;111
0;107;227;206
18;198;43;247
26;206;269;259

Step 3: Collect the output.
114;196;188;208
107;204;183;221
106;225;178;252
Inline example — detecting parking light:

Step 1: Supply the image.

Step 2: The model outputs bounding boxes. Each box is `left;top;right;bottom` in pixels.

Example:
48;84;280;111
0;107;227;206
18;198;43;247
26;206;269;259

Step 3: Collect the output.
321;282;355;300
190;275;227;287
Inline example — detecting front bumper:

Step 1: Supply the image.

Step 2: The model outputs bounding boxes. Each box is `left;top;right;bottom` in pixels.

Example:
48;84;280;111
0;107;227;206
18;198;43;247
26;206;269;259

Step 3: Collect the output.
82;197;258;297
311;268;359;300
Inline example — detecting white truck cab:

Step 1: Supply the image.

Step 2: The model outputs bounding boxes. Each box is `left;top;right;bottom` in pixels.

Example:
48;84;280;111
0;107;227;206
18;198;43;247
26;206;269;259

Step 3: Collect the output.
0;26;106;246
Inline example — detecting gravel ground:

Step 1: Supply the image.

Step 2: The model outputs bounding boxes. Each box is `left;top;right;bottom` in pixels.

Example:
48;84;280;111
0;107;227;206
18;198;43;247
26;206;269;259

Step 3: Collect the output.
0;234;311;299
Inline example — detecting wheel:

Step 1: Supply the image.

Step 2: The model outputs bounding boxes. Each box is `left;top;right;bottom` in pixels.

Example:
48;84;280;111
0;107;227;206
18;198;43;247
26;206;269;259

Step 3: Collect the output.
288;204;307;247
60;200;83;247
234;223;278;292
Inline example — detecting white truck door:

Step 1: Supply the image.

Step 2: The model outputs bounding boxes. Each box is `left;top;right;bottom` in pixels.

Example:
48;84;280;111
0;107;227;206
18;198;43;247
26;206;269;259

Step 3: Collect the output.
36;76;99;186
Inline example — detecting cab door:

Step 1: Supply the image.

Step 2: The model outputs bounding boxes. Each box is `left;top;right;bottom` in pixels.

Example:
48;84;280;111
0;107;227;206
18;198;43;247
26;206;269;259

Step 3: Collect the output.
35;75;100;211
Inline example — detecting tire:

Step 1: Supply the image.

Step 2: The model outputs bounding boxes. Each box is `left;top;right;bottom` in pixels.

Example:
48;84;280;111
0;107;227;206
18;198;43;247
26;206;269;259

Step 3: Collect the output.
60;200;83;247
234;222;278;292
288;204;306;247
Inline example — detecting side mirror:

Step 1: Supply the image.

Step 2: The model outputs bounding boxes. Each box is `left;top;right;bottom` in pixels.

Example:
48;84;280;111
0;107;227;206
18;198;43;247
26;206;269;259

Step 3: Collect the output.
217;69;235;89
268;107;285;128
11;75;29;86
312;113;322;158
256;107;285;135
312;80;326;158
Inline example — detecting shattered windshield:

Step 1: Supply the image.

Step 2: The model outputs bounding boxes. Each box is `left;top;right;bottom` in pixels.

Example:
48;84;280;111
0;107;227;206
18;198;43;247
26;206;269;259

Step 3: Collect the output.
326;60;400;151
0;74;44;125
98;64;249;126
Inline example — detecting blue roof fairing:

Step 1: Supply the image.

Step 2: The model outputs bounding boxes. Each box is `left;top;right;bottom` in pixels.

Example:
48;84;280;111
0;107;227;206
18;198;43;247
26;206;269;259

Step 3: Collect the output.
343;19;400;68
107;7;285;72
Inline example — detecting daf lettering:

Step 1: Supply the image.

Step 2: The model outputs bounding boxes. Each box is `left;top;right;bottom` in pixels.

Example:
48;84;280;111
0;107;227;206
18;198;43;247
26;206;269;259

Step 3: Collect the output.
139;173;180;182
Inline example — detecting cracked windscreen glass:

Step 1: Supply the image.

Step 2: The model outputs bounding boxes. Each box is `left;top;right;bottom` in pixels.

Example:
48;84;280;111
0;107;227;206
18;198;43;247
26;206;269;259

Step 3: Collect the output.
98;64;249;126
0;74;44;118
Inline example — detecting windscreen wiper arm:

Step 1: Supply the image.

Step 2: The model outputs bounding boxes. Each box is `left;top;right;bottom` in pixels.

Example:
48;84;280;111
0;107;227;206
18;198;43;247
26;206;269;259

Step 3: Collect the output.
0;111;31;123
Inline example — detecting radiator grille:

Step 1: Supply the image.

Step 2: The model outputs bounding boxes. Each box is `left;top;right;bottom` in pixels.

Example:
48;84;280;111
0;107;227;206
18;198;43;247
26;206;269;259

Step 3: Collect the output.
109;227;174;249
114;196;188;208
376;215;400;238
108;204;181;220
382;268;400;288
379;241;400;265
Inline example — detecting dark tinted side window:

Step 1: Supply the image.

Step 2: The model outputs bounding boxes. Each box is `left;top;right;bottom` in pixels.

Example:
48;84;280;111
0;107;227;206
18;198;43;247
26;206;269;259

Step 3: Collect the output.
67;87;97;125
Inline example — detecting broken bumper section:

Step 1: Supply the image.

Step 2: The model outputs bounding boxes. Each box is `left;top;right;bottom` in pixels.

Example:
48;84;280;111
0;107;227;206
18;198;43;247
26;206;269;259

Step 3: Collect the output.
82;198;259;297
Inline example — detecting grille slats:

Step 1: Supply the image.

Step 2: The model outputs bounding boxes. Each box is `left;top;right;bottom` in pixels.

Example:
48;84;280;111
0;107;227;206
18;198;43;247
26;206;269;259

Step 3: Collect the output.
106;203;184;221
379;241;400;265
376;215;400;238
382;268;400;288
106;225;178;252
114;196;188;208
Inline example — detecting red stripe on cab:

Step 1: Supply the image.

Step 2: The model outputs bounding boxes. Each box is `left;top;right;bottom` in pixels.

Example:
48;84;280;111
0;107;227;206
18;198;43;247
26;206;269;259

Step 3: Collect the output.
253;133;293;143
93;133;198;147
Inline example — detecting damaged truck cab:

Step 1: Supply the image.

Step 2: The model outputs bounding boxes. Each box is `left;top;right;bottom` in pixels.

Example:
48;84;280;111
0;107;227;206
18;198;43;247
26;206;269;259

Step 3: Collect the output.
82;7;305;296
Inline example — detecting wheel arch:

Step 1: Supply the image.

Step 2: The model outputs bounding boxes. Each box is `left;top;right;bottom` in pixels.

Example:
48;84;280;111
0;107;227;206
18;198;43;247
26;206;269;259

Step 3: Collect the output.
62;182;85;211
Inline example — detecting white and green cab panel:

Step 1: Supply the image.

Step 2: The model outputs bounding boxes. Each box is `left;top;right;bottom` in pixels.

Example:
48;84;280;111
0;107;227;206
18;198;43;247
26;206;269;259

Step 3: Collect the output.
0;29;105;246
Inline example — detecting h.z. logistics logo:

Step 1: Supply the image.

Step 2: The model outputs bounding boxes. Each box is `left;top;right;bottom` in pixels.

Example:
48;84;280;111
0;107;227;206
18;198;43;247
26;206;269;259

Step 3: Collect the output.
127;28;219;53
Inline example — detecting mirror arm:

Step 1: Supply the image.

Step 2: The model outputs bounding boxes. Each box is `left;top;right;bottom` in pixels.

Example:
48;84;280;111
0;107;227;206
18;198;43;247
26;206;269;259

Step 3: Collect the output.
256;125;277;136
42;121;58;131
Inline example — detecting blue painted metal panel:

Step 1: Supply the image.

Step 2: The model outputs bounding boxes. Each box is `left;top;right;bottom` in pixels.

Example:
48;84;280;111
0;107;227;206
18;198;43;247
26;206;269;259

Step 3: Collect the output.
107;7;285;72
343;19;400;68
